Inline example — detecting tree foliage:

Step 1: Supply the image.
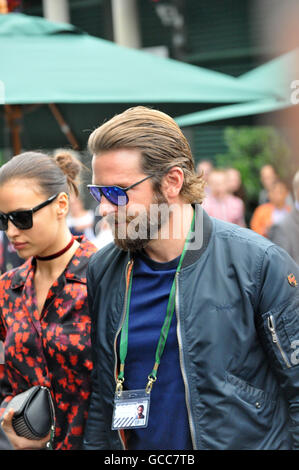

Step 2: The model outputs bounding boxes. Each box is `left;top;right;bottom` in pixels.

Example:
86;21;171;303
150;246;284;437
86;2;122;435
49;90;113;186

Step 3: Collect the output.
215;126;293;206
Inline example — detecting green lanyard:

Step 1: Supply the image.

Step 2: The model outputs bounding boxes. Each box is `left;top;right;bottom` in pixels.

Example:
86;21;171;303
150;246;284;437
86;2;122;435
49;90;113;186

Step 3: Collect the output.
116;210;195;395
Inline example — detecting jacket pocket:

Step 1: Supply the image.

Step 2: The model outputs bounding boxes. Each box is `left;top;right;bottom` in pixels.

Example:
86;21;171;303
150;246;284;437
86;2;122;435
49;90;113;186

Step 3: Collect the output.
225;372;274;409
221;371;277;449
267;315;291;368
262;305;299;369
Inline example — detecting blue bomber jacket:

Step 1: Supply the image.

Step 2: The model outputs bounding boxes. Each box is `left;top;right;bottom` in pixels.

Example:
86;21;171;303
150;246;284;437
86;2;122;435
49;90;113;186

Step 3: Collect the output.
83;205;299;450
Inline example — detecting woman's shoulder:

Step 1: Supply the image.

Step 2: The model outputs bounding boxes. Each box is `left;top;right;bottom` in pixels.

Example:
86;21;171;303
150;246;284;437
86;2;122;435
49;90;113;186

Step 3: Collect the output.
74;235;98;259
64;236;98;281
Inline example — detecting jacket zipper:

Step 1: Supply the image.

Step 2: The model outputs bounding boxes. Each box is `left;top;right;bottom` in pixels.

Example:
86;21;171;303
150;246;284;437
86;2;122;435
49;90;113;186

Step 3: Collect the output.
113;260;133;450
267;315;291;368
175;272;197;450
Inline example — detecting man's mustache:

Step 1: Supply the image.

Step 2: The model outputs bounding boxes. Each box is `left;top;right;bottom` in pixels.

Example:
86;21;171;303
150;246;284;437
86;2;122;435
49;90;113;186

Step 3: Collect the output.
105;213;136;226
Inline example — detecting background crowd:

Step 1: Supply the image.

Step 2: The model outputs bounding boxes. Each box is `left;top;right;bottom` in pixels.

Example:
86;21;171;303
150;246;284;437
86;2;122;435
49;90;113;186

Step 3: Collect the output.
198;160;299;265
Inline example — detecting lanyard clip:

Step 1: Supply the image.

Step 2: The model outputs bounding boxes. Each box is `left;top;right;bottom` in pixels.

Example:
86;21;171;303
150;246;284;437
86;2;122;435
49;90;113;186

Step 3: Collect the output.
145;375;157;395
116;378;124;397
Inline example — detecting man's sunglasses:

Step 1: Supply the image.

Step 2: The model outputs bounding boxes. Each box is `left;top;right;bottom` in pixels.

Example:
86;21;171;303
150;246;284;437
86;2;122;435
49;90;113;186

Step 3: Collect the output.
87;174;154;206
0;194;58;231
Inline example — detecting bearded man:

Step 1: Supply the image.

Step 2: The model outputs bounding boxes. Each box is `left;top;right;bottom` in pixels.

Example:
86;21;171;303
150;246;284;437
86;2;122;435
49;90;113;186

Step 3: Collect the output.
83;106;299;451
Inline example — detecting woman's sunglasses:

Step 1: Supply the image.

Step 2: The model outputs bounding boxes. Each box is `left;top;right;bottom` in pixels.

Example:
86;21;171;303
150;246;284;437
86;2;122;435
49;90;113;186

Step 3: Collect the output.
87;174;154;206
0;194;58;231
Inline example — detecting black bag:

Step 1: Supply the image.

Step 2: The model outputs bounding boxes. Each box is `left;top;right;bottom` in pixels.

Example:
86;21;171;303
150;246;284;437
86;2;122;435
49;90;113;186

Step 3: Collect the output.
4;386;55;441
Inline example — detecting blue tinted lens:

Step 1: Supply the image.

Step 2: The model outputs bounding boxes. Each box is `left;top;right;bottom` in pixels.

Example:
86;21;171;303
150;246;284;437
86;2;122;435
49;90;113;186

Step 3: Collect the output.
89;186;102;203
101;187;128;206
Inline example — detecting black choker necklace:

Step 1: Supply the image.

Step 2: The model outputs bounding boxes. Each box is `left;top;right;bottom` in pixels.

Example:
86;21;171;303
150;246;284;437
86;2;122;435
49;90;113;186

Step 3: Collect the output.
35;237;75;261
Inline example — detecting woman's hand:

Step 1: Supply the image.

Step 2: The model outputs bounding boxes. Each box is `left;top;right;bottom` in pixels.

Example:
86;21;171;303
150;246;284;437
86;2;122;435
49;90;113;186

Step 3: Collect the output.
1;409;51;450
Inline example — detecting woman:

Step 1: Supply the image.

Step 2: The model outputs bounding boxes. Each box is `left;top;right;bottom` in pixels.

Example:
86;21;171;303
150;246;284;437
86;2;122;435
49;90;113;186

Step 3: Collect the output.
0;151;97;450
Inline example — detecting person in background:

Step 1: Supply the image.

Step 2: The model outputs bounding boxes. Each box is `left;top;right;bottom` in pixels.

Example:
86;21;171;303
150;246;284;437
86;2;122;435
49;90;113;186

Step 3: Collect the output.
0;151;97;450
269;170;299;264
259;164;294;206
202;169;246;226
258;164;278;205
67;193;96;243
225;168;247;204
196;160;214;196
196;160;214;183
250;180;291;238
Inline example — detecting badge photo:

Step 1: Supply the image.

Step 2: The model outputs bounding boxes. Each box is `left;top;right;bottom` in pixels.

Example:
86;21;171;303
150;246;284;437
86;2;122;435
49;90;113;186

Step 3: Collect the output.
112;389;150;430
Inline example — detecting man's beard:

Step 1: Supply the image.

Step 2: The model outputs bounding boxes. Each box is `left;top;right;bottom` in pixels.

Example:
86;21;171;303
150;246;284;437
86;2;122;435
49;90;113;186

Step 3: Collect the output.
106;191;169;252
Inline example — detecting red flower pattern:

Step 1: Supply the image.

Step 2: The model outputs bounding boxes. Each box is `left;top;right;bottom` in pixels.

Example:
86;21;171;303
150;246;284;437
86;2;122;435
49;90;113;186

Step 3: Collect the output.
0;236;97;450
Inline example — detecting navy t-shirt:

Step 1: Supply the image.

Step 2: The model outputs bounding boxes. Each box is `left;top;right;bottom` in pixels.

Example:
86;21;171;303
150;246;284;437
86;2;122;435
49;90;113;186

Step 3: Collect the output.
123;250;193;450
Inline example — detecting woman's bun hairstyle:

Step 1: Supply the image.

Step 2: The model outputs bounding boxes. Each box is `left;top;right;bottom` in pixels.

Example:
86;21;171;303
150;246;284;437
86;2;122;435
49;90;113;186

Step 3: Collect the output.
54;151;82;197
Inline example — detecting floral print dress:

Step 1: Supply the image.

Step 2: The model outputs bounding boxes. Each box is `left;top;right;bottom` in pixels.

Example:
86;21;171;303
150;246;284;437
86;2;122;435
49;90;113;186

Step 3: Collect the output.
0;236;97;450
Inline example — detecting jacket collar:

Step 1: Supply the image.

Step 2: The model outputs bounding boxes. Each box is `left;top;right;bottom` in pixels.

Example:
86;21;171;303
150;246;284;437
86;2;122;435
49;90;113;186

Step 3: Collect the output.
10;235;94;289
181;204;212;269
10;258;31;290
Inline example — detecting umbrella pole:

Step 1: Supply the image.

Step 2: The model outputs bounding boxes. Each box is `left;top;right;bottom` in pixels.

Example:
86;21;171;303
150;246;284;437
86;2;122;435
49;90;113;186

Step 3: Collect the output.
48;103;80;150
4;105;22;156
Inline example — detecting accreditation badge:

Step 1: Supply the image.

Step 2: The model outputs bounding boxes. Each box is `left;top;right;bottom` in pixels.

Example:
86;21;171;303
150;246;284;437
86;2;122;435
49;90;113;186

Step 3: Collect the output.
112;389;150;430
